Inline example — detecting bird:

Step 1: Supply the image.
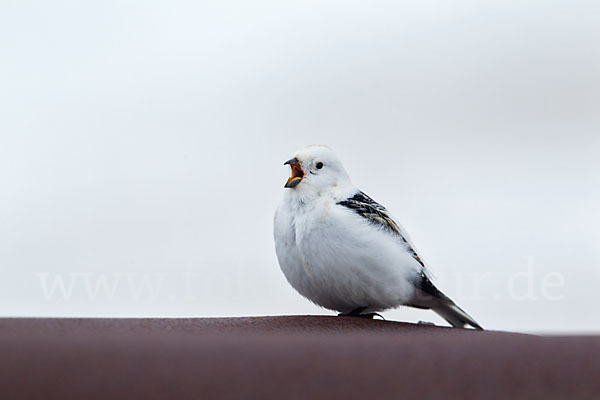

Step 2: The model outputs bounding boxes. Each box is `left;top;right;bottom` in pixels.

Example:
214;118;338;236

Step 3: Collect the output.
273;145;483;330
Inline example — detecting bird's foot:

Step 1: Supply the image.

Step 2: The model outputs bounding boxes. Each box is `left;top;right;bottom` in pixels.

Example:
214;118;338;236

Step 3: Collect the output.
338;307;385;320
358;313;386;320
338;306;368;317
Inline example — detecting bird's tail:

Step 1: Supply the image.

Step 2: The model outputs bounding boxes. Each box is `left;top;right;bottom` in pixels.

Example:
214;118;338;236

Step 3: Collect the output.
411;273;483;330
432;299;483;330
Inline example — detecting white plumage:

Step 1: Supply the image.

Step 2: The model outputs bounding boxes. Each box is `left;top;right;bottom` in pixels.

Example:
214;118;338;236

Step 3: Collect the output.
274;145;482;329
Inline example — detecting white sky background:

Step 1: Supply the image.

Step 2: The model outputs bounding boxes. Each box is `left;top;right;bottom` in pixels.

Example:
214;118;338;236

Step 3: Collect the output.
1;0;599;333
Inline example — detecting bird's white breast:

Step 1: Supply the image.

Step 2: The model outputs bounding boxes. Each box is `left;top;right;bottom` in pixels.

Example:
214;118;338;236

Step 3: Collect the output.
274;191;420;314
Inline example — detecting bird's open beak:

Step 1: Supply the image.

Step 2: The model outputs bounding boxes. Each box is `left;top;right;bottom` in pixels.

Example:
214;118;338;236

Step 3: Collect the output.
284;157;304;188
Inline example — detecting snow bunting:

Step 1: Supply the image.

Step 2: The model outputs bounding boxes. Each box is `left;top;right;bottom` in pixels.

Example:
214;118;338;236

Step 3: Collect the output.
273;145;482;329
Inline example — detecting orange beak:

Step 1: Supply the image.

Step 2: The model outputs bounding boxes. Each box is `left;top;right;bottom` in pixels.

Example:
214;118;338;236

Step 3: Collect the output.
284;158;304;188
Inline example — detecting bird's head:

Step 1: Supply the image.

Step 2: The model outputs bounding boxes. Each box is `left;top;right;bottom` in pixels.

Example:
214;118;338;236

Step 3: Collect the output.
283;145;350;192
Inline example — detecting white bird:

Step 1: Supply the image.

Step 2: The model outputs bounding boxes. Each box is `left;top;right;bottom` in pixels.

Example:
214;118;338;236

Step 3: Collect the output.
274;145;482;329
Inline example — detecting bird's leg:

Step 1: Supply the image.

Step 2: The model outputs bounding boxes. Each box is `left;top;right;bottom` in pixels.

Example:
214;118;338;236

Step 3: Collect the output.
353;312;385;320
338;307;367;317
338;306;384;319
338;306;368;317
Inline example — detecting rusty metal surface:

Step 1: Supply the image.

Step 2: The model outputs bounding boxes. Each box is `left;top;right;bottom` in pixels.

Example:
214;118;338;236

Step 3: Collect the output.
0;316;598;399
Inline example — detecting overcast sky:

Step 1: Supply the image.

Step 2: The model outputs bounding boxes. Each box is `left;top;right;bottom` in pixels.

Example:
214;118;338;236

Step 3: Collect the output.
1;0;599;333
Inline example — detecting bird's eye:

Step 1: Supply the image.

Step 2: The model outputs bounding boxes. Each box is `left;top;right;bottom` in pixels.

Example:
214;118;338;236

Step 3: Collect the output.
316;162;324;169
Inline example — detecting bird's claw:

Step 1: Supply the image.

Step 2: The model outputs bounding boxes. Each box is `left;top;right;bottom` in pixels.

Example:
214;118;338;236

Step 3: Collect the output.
338;307;385;320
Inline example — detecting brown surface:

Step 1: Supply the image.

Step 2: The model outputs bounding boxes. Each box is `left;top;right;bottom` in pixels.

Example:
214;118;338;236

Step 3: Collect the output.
0;316;598;399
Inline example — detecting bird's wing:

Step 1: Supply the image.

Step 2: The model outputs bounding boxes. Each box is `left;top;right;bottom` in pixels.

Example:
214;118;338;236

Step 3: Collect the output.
337;191;482;330
337;191;426;268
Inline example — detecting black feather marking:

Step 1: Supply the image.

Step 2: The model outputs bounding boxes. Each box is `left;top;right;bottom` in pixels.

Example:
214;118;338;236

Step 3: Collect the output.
337;192;399;234
415;271;446;301
337;191;425;268
406;271;448;309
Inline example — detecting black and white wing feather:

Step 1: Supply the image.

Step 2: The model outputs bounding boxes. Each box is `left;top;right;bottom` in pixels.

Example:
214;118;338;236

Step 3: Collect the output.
337;191;426;268
337;191;483;330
